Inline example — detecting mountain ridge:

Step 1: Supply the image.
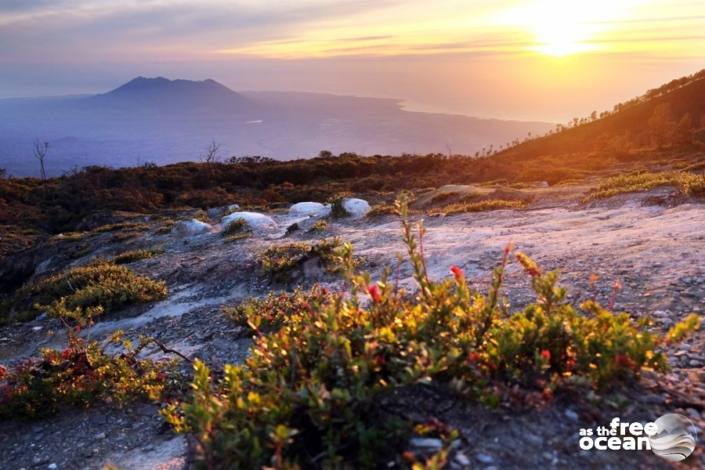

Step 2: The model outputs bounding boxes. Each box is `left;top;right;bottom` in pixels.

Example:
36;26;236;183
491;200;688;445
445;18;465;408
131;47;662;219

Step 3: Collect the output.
0;77;553;176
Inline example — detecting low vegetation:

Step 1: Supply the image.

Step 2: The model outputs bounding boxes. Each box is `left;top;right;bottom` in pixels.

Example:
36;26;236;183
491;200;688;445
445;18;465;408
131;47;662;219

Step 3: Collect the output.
223;289;329;333
330;197;351;218
309;219;328;232
221;218;252;242
429;199;526;216
0;329;174;419
5;262;167;324
257;238;347;282
163;200;700;468
583;170;705;202
92;221;150;234
112;247;164;265
366;203;399;217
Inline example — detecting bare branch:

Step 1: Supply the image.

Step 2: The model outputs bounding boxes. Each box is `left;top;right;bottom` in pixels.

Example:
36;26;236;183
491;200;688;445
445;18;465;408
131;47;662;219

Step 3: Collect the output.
32;138;49;180
201;140;221;164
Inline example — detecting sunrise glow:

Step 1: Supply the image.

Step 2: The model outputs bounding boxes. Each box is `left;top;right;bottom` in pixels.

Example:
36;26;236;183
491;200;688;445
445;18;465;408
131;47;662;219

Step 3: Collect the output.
1;0;704;121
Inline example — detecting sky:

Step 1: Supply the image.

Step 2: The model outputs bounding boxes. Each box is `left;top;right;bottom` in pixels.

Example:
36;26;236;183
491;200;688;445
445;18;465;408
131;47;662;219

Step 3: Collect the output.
1;0;704;121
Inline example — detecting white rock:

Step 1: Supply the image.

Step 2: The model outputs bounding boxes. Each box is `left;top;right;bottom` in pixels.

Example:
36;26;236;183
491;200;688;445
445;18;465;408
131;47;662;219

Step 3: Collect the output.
289;202;331;218
171;219;213;237
227;204;240;211
454;451;471;466
221;211;277;231
409;437;443;452
341;198;370;218
564;409;579;422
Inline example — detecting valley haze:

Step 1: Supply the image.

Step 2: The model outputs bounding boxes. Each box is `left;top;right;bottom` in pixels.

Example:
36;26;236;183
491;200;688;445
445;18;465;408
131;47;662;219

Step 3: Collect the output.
0;77;552;176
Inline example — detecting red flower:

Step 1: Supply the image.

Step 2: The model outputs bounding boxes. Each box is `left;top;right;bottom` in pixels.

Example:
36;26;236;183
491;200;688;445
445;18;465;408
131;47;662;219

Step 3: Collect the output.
540;349;551;362
614;354;635;369
374;355;386;367
467;352;482;363
61;348;72;360
566;358;576;370
0;365;6;380
367;284;382;303
503;242;514;257
450;265;464;282
74;325;81;334
542;388;554;401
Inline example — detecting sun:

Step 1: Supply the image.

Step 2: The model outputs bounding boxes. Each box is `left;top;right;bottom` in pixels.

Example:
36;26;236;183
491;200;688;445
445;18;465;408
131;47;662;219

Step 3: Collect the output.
501;0;637;57
525;1;598;56
531;10;594;56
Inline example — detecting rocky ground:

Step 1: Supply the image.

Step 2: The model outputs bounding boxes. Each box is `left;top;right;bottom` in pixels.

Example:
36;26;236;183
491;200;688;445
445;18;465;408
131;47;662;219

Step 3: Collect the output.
1;182;704;469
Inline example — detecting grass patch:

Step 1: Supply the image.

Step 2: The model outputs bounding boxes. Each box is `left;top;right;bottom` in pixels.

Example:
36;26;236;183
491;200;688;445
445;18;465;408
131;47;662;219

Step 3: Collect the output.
583;171;705;202
366;203;399;217
90;221;152;243
163;199;699;468
429;199;526;216
7;262;167;323
222;218;247;236
257;238;347;282
112;248;164;265
309;219;328;232
93;222;150;234
222;217;252;242
156;218;177;234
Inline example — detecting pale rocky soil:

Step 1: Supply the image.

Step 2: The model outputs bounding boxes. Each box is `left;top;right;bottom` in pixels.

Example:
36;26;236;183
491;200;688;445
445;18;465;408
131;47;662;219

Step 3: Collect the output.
1;183;705;469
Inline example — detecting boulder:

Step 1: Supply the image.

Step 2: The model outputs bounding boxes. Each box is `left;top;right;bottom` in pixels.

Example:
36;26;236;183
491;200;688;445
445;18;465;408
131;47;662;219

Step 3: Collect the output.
342;198;370;218
171;219;213;237
221;211;277;231
288;202;331;218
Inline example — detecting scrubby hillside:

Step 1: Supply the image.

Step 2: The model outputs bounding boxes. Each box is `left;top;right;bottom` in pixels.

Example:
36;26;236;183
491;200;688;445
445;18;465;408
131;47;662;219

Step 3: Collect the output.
496;69;705;160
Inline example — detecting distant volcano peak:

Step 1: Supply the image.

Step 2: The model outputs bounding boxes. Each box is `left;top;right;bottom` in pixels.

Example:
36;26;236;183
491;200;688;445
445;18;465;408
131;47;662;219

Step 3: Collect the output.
106;76;234;95
93;76;247;110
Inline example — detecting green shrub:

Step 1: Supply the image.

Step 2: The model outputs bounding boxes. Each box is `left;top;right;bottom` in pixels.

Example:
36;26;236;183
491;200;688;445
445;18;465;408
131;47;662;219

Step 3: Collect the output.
163;199;699;468
330;197;350;218
583;171;705;202
309;219;328;232
222;218;252;242
193;209;209;222
0;330;174;419
223;288;332;333
222;217;248;236
9;262;167;323
257;238;346;282
429;199;525;216
112;248;164;265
